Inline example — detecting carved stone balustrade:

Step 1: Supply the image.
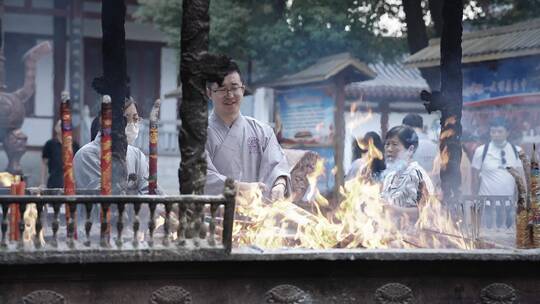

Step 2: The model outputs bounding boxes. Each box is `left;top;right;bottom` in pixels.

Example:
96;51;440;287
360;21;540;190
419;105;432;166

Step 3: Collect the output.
0;179;236;262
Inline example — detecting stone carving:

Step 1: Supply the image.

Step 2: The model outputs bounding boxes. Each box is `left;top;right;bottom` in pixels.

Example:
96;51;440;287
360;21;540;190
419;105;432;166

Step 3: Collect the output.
22;290;65;304
0;41;52;174
264;284;311;304
375;283;414;304
480;283;517;304
150;286;192;304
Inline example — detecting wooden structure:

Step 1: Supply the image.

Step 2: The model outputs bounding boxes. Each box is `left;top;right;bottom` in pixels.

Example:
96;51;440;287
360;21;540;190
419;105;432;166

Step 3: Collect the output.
345;61;429;137
405;17;540;147
266;52;375;198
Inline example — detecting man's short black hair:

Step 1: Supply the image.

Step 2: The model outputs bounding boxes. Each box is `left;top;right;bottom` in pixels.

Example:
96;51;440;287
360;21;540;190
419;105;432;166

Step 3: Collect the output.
489;116;510;130
402;113;423;129
206;60;244;88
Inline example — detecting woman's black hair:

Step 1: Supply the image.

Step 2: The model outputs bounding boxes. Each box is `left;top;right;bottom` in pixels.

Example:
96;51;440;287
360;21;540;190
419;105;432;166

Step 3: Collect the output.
385;125;419;152
90;116;100;141
352;131;386;177
90;97;140;141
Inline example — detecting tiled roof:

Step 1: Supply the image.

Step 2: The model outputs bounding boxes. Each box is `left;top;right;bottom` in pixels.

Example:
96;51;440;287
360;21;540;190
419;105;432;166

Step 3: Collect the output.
346;61;428;100
404;18;540;68
265;52;376;88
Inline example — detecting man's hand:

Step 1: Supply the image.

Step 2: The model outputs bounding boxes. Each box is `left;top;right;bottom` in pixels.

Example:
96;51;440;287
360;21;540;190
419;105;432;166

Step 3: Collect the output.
270;183;286;201
270;177;287;201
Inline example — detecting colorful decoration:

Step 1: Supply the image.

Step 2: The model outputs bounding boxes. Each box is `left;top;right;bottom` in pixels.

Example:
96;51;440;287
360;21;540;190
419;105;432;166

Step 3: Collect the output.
60;92;75;195
148;99;161;195
530;144;540;248
100;95;112;195
9;175;25;241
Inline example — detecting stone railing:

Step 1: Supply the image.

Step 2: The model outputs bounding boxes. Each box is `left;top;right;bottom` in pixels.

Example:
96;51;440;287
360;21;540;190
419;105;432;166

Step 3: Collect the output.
0;180;236;260
460;195;515;229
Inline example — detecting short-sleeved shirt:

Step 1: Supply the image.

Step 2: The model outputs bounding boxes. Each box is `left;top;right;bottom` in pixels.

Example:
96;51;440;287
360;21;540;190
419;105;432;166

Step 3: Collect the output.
381;161;435;208
413;133;438;173
42;138;80;188
471;142;523;196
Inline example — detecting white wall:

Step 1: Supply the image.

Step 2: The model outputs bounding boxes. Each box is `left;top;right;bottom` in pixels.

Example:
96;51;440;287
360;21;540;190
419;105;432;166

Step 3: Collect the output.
34;42;54;117
253;88;274;125
159;48;178;132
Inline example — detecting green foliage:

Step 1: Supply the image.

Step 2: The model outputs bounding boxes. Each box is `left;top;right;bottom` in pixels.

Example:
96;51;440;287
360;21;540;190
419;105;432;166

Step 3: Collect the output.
136;0;407;81
469;0;540;27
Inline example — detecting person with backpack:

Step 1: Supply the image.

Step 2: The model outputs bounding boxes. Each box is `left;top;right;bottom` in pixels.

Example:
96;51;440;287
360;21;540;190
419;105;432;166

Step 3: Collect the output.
471;117;525;198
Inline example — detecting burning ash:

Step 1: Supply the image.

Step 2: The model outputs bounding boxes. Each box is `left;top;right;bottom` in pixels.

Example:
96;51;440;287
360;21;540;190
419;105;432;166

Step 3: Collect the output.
233;140;472;250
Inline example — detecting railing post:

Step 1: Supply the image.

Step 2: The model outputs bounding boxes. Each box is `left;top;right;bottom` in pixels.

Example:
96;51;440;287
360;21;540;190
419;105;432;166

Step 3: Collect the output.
222;178;236;254
1;202;8;248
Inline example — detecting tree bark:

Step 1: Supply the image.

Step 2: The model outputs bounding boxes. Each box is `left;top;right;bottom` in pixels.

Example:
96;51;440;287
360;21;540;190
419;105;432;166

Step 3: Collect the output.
179;0;210;195
101;0;128;194
403;0;440;90
428;0;443;37
439;0;464;204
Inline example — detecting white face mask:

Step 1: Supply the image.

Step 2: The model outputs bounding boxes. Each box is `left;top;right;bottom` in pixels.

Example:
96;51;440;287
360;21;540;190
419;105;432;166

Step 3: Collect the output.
125;122;139;145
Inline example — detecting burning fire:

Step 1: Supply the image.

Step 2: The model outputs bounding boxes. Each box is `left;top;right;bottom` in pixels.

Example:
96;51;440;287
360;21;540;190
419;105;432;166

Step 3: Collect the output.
233;140;472;250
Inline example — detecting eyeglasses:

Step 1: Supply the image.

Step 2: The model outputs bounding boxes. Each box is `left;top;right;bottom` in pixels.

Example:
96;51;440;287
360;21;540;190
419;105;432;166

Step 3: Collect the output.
501;150;507;166
212;85;245;97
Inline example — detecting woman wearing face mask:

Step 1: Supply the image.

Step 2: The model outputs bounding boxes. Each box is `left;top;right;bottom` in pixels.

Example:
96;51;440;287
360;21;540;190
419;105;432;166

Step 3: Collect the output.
74;98;153;195
380;126;435;224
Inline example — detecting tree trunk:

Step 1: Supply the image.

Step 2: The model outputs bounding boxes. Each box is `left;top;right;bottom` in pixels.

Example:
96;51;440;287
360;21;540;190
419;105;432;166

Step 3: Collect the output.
428;0;443;37
53;0;68;126
403;0;440;90
101;0;128;194
179;0;210;195
439;0;464;204
0;0;5;91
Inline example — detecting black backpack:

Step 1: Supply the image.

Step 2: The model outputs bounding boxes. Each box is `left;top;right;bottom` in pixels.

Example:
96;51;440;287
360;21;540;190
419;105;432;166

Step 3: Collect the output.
481;142;518;165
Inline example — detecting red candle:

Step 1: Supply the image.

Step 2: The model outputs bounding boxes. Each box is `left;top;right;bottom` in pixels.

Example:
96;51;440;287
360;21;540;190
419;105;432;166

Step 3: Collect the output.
148;99;161;195
100;95;113;195
60;92;76;195
9;176;20;241
100;95;112;237
60;92;76;238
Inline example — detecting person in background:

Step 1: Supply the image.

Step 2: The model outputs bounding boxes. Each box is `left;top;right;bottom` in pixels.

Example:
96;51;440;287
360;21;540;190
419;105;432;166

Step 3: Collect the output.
40;120;80;189
205;62;290;200
346;131;385;182
74;98;150;194
380;126;435;224
471;117;525;198
402;114;438;173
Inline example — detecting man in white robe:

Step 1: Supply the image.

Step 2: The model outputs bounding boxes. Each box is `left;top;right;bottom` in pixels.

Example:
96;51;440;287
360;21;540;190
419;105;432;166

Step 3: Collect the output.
205;66;291;200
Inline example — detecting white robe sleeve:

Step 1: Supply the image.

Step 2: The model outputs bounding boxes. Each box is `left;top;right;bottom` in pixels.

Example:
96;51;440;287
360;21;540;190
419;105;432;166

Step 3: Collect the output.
204;150;228;195
73;145;101;190
259;129;291;196
136;149;150;194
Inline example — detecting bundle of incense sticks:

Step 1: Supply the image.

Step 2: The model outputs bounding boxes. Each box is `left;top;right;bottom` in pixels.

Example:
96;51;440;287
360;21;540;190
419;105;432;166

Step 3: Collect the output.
100;95;112;195
60;92;75;195
9;175;25;241
530;144;540;248
100;96;112;241
148;99;161;195
508;166;530;248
